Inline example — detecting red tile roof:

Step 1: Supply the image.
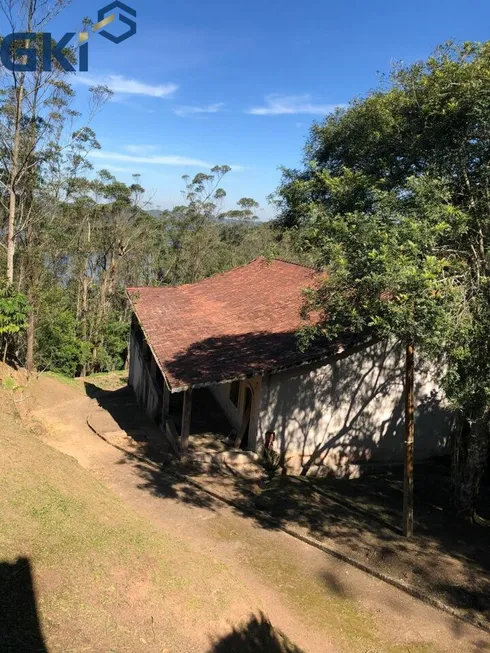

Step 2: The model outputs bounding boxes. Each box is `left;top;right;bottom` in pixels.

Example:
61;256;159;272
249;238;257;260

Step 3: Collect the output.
127;258;329;391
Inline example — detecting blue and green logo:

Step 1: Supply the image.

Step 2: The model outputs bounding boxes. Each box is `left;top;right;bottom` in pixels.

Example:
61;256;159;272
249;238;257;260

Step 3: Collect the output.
0;1;136;72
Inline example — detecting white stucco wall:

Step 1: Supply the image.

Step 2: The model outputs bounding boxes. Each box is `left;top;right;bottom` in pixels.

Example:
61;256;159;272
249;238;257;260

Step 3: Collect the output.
257;340;451;477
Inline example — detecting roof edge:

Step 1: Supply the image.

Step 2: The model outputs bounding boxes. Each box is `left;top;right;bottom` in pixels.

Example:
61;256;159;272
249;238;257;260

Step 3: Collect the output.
168;334;375;393
127;292;174;394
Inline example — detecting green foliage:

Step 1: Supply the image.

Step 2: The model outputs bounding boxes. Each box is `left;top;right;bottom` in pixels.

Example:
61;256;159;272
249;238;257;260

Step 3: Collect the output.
275;39;490;511
262;446;282;478
94;316;129;372
298;177;466;359
0;282;29;336
277;40;490;417
36;302;88;377
2;161;283;376
2;376;18;391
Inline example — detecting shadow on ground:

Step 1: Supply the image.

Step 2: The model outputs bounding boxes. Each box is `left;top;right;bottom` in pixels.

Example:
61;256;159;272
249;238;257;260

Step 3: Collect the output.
0;557;48;652
85;382;254;511
255;468;490;626
84;379;490;630
208;613;304;652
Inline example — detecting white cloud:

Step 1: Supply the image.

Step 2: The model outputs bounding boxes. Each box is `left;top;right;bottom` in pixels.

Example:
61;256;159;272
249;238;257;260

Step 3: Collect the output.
123;144;160;155
75;74;178;98
89;150;246;171
174;102;225;117
247;94;343;116
89;150;215;168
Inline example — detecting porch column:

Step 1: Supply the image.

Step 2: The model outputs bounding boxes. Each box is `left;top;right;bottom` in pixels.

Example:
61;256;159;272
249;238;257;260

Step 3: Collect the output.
180;388;193;458
161;382;170;429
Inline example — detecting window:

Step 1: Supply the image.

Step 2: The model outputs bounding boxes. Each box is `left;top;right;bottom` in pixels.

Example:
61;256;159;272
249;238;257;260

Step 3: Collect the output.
229;380;240;407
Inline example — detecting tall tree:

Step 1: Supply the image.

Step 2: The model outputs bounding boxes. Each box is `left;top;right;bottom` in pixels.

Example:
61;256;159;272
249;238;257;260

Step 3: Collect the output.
154;166;261;285
276;41;490;518
0;2;111;370
0;0;74;283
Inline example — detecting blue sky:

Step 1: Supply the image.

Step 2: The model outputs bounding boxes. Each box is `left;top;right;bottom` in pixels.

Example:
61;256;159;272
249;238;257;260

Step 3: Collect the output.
31;1;490;217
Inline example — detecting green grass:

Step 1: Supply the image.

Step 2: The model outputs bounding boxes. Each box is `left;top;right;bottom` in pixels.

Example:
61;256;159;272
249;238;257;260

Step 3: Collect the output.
1;376;18;391
42;371;82;390
0;392;243;652
212;515;438;653
82;371;129;391
43;369;128;393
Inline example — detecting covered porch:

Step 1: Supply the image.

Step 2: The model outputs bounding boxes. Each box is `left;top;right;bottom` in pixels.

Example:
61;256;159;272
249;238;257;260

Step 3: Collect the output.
163;377;262;460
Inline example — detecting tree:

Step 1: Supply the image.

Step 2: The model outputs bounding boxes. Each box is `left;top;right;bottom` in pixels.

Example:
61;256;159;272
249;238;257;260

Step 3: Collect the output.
275;41;490;518
295;178;464;534
153;166;263;285
0;1;111;372
0;0;75;283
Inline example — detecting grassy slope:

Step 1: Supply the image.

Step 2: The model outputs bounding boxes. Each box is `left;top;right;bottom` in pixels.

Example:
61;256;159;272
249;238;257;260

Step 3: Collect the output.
0;372;442;653
0;392;243;653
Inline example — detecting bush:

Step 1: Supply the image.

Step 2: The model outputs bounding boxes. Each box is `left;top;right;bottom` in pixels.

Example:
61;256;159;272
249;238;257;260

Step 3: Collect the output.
35;293;88;376
0;281;29;362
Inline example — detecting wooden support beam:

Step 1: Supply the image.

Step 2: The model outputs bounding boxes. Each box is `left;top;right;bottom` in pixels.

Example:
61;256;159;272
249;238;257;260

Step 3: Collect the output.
161;382;170;429
162;384;170;420
180;388;193;459
234;393;252;449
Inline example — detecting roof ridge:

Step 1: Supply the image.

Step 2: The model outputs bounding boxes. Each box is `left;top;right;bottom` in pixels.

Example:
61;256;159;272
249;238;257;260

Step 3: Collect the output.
126;259;260;292
272;257;318;272
126;257;317;294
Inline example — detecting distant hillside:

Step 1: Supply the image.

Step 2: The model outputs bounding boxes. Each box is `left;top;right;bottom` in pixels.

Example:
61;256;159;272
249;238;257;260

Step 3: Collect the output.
146;209;165;219
145;208;263;224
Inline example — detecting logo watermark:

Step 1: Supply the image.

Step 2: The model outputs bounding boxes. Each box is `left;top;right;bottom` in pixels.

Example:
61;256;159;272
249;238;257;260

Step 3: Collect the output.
0;1;136;72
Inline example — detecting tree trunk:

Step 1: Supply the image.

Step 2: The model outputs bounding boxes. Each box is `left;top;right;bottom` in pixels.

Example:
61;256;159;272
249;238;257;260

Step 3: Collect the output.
403;341;415;537
26;307;35;373
7;80;25;284
25;213;36;373
451;411;490;518
80;219;91;377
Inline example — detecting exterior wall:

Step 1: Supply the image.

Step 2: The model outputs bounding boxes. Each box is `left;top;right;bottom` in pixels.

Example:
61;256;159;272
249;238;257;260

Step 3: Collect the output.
128;325;162;423
257;340;452;477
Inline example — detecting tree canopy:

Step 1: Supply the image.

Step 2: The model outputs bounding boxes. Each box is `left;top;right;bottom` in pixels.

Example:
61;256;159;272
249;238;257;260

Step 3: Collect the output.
275;41;490;516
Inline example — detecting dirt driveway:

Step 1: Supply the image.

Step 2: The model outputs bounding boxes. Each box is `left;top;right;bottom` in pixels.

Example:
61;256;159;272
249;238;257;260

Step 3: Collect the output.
24;374;490;653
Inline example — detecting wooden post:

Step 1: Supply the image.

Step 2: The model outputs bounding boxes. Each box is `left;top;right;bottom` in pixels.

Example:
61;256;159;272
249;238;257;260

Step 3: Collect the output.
403;341;415;537
234;390;252;449
180;388;193;459
161;383;170;429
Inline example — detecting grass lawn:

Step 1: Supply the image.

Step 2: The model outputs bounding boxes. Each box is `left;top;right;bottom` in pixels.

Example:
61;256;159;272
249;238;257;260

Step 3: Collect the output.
0;392;244;653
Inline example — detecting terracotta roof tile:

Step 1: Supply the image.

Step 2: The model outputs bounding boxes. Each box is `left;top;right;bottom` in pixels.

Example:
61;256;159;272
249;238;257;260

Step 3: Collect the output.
127;258;327;391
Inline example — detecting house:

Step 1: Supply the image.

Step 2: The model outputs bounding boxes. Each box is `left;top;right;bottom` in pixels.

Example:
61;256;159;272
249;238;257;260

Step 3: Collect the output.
126;258;450;476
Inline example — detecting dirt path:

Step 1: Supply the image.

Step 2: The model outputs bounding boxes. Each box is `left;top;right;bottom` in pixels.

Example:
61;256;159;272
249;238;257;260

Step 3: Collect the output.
25;376;490;653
